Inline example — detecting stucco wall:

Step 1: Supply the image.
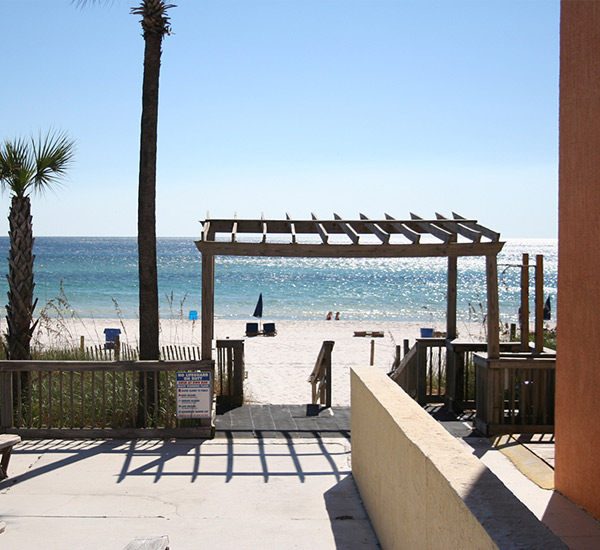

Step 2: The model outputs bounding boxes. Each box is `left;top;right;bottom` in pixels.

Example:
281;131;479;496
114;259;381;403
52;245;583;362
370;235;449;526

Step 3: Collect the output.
350;367;566;549
556;0;600;521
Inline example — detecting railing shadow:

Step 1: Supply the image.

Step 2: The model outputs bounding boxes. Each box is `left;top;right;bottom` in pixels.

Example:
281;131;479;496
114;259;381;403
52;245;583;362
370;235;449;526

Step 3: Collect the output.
4;434;351;487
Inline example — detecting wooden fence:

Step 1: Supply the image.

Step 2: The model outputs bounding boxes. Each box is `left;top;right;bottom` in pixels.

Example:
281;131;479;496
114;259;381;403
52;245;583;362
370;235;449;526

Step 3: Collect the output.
390;339;556;436
389;338;446;404
474;354;556;436
29;342;202;362
0;360;214;439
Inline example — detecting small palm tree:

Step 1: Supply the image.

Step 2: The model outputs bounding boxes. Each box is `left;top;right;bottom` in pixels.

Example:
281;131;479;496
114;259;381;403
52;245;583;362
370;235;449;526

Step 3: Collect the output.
0;130;75;359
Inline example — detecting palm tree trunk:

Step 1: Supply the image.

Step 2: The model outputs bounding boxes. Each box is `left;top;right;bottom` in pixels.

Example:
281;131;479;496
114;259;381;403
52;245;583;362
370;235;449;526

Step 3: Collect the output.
138;30;162;362
137;23;163;427
6;195;36;360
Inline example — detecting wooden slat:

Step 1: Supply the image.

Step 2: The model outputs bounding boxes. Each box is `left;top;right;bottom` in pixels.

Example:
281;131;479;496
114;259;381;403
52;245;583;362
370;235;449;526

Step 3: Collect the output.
435;213;482;242
311;213;329;244
231;212;237;243
202;210;212;241
384;213;421;243
359;213;389;244
333;213;359;244
285;212;297;244
452;212;500;241
410;213;453;243
261;212;267;243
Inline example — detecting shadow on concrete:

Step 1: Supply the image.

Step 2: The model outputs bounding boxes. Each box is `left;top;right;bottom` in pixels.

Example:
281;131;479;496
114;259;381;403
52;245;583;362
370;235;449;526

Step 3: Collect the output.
4;436;351;487
0;440;122;487
541;490;600;549
323;475;381;549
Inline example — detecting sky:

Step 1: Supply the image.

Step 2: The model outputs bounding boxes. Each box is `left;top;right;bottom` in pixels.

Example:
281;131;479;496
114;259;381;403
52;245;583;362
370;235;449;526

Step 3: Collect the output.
2;0;560;238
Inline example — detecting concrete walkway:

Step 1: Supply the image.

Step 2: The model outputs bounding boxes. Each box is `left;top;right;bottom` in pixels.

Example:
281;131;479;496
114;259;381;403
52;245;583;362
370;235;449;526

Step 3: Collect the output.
0;407;377;550
3;404;600;549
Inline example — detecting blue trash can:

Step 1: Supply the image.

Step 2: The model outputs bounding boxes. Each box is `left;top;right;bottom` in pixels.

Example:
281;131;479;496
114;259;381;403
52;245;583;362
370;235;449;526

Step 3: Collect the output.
420;328;434;338
104;328;121;350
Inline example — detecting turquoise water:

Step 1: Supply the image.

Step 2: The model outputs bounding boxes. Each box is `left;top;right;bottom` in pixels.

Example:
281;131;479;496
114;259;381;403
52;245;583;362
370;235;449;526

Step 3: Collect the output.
0;237;557;323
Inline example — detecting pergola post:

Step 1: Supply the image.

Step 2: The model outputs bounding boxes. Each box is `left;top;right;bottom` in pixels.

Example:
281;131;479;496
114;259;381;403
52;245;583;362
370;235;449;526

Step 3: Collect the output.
520;253;530;351
201;252;215;361
447;256;457;340
486;254;500;359
535;254;544;353
445;254;458;409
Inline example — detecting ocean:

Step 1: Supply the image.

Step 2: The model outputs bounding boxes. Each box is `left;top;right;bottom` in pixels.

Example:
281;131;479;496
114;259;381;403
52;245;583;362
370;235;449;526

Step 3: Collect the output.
0;237;557;324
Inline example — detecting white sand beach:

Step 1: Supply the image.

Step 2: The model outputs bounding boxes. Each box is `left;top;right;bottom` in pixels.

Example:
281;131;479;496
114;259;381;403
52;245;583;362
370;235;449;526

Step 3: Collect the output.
5;316;488;407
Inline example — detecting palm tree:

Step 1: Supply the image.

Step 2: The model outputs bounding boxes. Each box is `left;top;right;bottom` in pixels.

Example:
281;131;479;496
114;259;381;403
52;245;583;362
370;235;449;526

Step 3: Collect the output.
77;0;175;361
132;1;175;361
0;130;75;359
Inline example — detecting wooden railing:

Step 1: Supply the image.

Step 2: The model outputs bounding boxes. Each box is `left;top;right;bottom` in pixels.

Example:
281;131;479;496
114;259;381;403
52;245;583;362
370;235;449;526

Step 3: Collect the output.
308;341;335;408
389;338;446;405
445;341;527;413
0;360;214;439
216;340;245;407
473;353;556;436
391;339;556;436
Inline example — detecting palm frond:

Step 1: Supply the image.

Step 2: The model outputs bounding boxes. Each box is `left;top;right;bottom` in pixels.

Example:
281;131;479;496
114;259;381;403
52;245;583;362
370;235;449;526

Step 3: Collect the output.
32;129;76;194
0;130;75;198
0;137;35;197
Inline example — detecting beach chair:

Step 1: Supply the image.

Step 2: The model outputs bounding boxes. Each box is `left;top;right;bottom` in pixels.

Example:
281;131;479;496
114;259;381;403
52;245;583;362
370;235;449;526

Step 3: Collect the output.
246;322;260;336
104;328;121;350
263;322;277;336
189;310;198;320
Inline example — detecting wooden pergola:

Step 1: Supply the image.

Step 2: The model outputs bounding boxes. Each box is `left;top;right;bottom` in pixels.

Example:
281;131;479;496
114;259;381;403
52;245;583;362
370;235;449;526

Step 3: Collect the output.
194;212;505;361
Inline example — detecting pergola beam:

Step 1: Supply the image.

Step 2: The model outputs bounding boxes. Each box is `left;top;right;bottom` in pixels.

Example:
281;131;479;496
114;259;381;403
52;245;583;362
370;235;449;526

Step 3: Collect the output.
452;212;500;242
410;213;453;243
195;240;504;258
360;213;390;244
285;212;297;244
385;213;421;243
334;213;360;244
311;213;329;244
435;213;482;242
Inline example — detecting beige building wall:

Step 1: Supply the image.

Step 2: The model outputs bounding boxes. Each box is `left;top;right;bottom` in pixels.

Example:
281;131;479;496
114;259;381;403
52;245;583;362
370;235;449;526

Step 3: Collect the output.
350;367;565;549
556;0;600;521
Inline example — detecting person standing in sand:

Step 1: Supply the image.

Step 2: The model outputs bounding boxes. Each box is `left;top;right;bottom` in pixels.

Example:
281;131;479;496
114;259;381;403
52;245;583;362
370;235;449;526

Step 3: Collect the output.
335;312;340;320
326;311;333;320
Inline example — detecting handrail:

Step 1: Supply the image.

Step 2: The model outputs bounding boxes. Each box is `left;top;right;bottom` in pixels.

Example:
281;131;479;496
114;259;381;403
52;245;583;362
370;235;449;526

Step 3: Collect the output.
389;338;446;403
308;341;335;407
389;345;417;384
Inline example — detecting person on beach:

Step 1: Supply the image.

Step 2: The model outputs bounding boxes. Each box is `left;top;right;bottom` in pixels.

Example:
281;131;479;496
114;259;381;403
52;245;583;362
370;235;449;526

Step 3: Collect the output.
326;311;332;320
335;312;340;320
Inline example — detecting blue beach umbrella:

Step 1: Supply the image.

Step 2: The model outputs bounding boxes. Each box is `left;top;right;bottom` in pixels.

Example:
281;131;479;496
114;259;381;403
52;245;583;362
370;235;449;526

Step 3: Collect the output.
253;293;263;319
252;293;263;332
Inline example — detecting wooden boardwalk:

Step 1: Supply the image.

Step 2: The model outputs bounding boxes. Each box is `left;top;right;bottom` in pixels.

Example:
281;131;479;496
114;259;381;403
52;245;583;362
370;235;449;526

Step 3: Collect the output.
214;405;350;439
